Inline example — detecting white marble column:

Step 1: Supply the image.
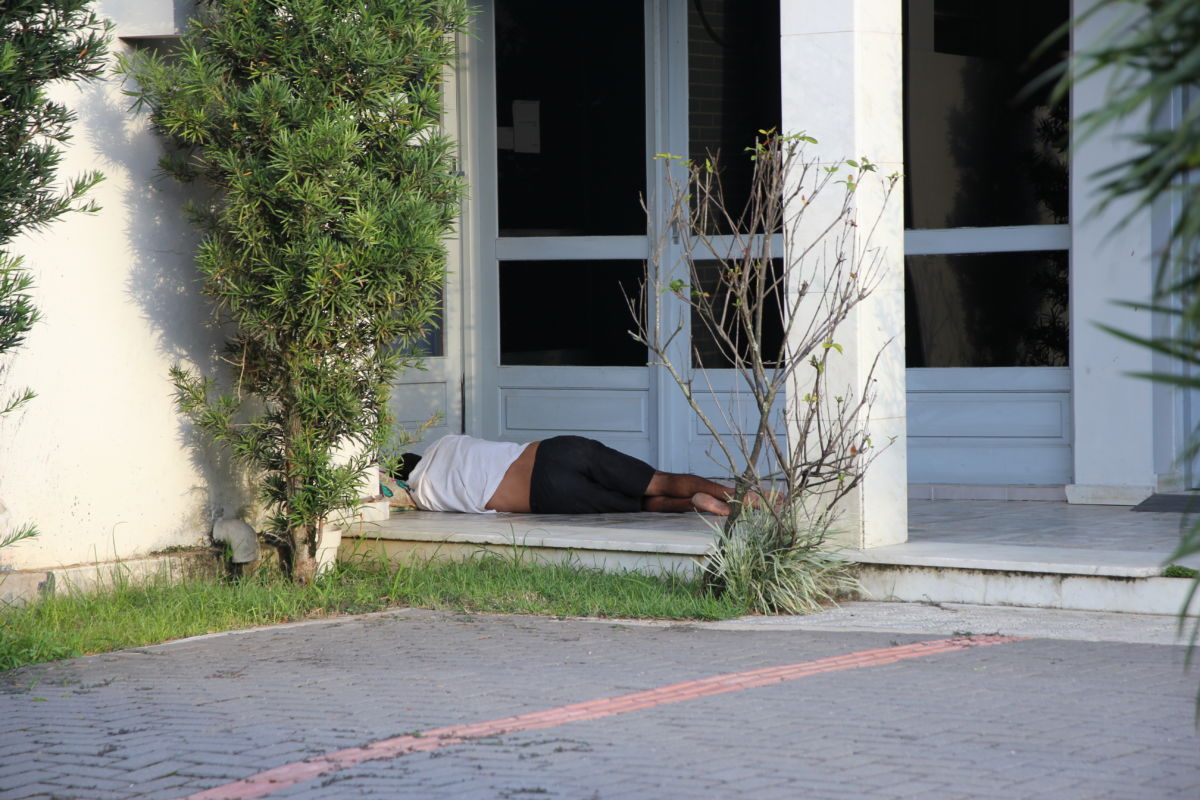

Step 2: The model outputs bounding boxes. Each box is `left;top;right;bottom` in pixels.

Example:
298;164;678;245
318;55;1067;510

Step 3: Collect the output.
779;0;907;548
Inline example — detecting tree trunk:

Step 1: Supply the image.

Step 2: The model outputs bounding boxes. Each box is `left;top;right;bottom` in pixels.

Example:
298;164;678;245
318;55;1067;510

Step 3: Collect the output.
284;404;317;583
291;523;318;584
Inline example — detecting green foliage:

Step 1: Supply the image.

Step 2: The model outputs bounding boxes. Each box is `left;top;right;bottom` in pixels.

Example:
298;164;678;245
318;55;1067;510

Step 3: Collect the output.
704;506;859;615
0;1;110;414
1049;1;1200;654
118;1;471;582
0;521;38;551
1163;564;1199;579
0;554;746;670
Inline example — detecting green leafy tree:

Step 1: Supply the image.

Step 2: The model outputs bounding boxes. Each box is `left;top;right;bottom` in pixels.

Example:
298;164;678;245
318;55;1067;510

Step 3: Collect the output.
1046;1;1200;644
0;1;110;416
120;0;470;582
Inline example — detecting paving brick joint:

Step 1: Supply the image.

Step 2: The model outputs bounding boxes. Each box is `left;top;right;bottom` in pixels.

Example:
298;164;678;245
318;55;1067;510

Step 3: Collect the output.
0;608;1197;799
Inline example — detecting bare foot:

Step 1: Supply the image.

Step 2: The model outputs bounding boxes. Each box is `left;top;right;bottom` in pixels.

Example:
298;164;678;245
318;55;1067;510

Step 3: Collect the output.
692;492;731;516
743;491;785;511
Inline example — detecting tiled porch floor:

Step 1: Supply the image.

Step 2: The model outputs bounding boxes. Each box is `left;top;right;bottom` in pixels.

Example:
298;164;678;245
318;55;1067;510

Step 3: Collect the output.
851;499;1198;585
361;498;1195;566
907;499;1187;553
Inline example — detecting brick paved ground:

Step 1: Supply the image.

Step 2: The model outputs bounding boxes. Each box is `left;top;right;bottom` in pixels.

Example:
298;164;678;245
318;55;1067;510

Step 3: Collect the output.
1;608;1197;799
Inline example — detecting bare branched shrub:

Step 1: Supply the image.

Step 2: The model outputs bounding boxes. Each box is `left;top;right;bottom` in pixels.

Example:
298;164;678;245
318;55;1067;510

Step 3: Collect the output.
632;132;897;607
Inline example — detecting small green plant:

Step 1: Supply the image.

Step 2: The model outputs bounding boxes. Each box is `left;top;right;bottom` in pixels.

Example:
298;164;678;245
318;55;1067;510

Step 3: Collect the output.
1163;564;1199;580
704;505;859;615
119;0;472;582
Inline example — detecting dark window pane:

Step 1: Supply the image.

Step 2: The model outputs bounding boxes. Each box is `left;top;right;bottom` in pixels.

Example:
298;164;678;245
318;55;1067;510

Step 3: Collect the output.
495;2;646;237
121;35;184;59
389;286;444;358
903;0;1069;229
688;0;781;233
500;260;646;366
410;305;444;358
906;251;1069;367
691;258;785;369
391;309;444;357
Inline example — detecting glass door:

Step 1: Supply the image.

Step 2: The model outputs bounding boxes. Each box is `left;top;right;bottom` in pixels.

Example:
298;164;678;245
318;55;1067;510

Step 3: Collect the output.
903;0;1073;487
471;0;781;476
476;0;657;461
679;0;782;477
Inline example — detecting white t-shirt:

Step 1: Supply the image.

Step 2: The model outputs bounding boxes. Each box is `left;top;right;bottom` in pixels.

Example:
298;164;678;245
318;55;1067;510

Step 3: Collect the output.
409;435;527;513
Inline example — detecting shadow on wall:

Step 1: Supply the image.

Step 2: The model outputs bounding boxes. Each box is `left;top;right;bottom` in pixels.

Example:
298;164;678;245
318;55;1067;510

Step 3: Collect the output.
76;70;257;534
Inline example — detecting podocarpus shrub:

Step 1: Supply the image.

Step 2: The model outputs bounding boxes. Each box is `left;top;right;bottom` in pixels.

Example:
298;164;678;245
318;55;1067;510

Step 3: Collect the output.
119;0;471;582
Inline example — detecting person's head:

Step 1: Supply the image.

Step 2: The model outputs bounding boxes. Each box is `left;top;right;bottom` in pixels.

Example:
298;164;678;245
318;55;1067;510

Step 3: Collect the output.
392;452;423;483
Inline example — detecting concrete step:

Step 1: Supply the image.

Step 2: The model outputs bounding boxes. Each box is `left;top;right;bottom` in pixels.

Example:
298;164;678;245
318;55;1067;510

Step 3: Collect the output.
851;541;1200;616
340;511;713;576
342;511;1200;617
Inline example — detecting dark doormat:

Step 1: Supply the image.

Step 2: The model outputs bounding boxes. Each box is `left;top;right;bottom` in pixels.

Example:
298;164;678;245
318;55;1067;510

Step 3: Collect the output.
1132;493;1200;513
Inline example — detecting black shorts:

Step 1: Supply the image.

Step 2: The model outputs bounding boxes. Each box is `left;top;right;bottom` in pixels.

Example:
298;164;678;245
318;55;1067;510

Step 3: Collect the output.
529;436;657;514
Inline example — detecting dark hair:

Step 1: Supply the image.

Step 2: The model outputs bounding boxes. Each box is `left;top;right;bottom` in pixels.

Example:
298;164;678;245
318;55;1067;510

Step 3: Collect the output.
392;452;423;483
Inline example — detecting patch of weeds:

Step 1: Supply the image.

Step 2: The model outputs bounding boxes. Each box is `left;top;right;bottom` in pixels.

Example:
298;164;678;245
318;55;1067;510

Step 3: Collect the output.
1163;564;1199;579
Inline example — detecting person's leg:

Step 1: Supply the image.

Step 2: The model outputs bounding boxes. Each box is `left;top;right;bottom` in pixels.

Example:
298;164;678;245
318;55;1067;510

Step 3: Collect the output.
531;437;651;513
643;471;734;501
642;471;736;515
536;438;736;515
642;492;730;515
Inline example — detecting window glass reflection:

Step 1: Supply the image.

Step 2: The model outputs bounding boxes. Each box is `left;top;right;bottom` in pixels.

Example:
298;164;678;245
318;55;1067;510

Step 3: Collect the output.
690;259;785;369
906;251;1069;367
500;260;646;366
904;0;1069;229
495;1;646;237
688;0;781;233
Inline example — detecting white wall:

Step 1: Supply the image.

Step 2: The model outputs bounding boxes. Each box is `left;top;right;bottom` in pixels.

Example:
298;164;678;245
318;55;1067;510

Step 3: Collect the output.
0;1;240;572
1066;0;1162;505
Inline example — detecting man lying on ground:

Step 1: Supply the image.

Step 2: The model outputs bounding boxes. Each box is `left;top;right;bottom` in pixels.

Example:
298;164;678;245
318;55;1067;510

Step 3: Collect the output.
399;434;738;516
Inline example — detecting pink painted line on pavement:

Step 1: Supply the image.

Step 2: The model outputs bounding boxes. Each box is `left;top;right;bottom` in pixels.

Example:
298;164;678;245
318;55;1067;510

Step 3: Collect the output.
180;635;1025;800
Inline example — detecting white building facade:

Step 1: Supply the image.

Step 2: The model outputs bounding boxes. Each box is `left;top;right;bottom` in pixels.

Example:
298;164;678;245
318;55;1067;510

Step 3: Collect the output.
0;0;1183;581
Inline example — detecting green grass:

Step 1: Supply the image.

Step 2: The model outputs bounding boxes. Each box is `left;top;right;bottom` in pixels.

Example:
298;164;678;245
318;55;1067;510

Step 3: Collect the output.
0;551;747;671
1163;564;1200;579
